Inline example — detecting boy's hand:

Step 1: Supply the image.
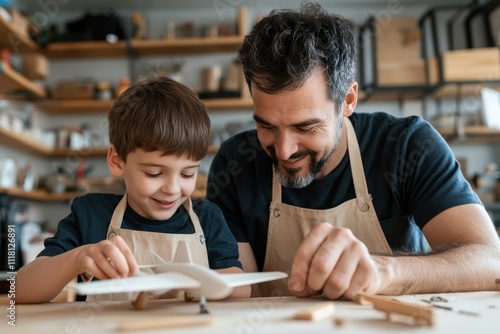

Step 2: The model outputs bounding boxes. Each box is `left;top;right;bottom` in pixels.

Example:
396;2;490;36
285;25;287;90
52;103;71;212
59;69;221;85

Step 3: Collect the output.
76;235;139;280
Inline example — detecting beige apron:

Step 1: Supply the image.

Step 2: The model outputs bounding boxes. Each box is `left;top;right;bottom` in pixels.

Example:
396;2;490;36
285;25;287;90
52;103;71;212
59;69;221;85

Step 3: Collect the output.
260;117;392;297
87;193;209;301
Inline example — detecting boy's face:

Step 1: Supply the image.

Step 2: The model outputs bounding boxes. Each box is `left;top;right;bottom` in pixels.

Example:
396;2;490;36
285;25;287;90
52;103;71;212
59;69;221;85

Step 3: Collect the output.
108;147;200;221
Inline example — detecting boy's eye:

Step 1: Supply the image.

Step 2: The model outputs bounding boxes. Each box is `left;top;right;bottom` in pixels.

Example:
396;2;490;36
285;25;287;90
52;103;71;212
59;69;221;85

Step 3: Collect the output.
181;173;196;179
145;172;161;178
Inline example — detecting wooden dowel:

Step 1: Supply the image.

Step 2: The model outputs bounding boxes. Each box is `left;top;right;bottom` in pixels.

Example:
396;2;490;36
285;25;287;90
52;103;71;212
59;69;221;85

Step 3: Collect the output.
293;301;335;321
117;315;212;332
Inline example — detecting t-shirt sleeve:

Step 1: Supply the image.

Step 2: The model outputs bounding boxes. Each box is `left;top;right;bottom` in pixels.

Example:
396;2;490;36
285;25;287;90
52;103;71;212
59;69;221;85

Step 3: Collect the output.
196;200;243;270
391;118;481;228
38;197;85;257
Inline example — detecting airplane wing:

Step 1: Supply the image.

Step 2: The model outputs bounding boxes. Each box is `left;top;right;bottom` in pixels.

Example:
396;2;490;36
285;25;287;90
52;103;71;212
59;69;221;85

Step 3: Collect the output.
70;241;287;300
152;262;288;299
69;272;200;295
217;271;288;288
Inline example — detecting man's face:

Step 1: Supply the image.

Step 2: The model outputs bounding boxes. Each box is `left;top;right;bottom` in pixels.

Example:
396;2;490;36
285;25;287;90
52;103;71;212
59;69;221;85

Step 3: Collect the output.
252;68;344;188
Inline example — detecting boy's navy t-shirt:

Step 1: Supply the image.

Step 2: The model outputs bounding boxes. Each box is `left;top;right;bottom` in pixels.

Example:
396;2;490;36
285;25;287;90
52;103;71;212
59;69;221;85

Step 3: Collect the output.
39;193;242;270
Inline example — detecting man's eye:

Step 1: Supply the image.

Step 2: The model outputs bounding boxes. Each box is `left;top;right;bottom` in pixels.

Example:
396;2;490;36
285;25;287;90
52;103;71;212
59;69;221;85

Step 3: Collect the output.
258;124;274;131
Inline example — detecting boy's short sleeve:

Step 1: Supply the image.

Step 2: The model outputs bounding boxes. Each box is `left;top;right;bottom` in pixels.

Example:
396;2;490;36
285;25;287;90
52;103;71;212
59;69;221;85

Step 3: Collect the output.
38;198;85;257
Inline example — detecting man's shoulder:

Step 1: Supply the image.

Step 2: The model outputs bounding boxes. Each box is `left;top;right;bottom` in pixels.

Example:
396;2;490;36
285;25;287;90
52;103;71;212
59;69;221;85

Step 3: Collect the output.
351;112;424;129
351;112;430;140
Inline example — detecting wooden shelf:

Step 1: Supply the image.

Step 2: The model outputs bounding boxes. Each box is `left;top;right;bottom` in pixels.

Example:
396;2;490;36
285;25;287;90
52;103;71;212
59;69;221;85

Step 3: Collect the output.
41;7;248;59
0;127;52;155
0;62;46;98
41;41;129;59
36;98;253;113
35;99;114;113
0;186;80;202
0;127;108;157
48;147;109;158
202;98;253;110
40;36;246;59
0;14;40;53
432;84;499;99
0;127;219;156
436;126;500;144
359;90;423;102
131;36;245;56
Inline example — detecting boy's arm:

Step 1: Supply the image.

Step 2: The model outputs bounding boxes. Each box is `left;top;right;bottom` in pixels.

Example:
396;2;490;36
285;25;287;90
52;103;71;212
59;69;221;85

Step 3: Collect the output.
216;267;251;298
15;236;138;303
16;250;84;303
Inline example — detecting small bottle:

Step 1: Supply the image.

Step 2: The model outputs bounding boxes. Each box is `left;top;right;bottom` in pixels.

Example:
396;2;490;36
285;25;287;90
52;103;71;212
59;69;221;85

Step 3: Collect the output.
23;163;35;192
116;77;131;96
95;81;112;100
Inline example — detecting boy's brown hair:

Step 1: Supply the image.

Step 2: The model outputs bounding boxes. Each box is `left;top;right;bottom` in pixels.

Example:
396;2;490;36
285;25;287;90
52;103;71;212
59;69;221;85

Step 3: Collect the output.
108;75;210;162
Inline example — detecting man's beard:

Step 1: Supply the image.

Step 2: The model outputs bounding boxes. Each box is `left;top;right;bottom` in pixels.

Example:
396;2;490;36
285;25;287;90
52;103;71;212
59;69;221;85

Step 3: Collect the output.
269;117;344;189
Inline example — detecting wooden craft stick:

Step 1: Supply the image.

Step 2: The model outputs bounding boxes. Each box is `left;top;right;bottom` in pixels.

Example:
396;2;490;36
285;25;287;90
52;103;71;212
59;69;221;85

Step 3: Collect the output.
294;301;335;321
359;294;435;326
116;315;212;332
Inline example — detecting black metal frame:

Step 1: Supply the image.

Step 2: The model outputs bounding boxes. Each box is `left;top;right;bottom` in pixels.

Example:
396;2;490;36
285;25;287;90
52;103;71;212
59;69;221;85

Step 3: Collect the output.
419;0;500;92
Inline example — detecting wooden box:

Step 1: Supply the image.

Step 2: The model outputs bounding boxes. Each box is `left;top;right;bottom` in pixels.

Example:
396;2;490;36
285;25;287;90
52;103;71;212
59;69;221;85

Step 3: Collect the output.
428;47;500;84
54;81;95;100
22;54;49;80
375;17;426;86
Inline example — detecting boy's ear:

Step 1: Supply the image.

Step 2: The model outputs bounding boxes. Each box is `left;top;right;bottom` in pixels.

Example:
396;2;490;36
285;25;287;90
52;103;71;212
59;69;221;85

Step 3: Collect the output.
107;145;124;177
342;82;358;117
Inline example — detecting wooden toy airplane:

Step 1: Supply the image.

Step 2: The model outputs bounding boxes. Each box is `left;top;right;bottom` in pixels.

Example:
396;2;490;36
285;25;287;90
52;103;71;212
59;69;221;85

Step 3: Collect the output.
70;241;288;312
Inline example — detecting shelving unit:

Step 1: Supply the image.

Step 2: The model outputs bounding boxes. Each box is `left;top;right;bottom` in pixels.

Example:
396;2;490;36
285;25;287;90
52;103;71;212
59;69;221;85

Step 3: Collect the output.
418;3;500;117
436;126;500;144
0;186;80;202
0;62;46;98
0;126;220;156
0;127;108;157
0;13;46;98
0;14;40;53
35;97;253;114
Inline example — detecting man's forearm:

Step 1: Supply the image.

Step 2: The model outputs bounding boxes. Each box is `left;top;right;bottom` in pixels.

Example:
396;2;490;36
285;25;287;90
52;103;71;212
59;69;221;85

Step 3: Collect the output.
375;243;500;295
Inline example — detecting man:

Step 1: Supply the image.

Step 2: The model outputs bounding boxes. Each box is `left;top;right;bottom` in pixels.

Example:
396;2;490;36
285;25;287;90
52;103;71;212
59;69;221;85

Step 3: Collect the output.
207;3;500;299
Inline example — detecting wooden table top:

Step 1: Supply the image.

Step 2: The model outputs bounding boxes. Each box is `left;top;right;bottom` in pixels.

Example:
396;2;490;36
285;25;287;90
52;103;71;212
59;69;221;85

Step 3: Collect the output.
2;292;499;333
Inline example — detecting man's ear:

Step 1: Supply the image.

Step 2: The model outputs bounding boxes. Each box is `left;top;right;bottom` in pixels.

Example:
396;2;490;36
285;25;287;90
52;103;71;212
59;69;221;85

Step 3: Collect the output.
107;145;124;177
343;82;358;117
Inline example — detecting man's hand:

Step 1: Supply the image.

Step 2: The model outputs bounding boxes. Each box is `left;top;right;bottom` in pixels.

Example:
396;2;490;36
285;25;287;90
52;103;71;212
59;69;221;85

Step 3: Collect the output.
288;223;389;300
75;235;138;280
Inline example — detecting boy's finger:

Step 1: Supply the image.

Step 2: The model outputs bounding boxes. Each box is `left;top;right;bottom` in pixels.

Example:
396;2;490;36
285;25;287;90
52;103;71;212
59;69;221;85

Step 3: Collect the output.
112;236;139;275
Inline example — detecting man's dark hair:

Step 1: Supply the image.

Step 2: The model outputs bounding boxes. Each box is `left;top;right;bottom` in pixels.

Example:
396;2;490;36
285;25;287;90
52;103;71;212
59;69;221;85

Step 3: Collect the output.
238;2;357;112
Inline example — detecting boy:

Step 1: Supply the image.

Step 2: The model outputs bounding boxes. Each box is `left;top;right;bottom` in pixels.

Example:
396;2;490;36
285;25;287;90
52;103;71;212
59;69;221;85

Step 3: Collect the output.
15;76;250;303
